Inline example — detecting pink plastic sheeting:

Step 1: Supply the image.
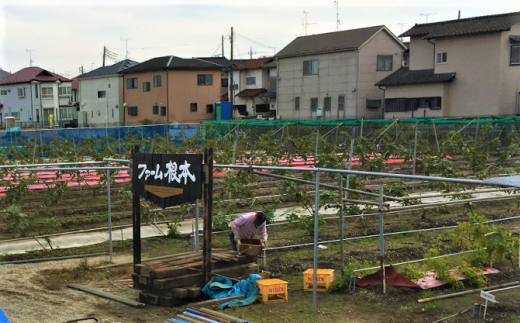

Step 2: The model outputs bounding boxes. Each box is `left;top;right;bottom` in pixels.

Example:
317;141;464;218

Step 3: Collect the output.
416;268;500;289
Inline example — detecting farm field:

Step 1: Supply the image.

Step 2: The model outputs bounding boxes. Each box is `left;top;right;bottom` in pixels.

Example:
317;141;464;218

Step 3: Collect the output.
0;120;519;322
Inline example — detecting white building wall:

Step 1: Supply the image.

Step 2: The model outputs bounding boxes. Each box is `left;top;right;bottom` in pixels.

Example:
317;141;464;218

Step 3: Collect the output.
0;84;32;124
79;76;123;126
277;51;359;120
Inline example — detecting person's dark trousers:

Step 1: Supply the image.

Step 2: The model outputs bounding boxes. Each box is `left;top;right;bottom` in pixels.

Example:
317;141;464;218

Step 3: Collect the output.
229;231;237;251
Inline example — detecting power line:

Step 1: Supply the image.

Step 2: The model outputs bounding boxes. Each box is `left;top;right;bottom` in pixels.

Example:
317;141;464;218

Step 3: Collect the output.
211;42;223;57
110;39;222;50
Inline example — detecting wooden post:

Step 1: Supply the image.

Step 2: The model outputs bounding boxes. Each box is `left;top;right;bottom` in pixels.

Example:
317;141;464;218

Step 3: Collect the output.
132;145;141;269
202;148;214;284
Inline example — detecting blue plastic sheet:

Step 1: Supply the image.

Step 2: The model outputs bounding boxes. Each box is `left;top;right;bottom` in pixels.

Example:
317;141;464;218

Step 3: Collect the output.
202;274;262;309
0;308;10;323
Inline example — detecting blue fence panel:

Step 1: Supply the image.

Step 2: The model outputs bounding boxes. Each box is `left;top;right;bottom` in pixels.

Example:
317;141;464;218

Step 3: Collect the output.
0;124;201;147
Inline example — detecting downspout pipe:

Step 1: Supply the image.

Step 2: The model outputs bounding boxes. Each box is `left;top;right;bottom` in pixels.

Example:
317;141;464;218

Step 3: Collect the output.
427;38;436;68
378;85;385;119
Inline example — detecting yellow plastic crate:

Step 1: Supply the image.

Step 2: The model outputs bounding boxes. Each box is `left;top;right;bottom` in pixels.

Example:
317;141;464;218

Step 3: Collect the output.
303;269;335;292
256;279;288;304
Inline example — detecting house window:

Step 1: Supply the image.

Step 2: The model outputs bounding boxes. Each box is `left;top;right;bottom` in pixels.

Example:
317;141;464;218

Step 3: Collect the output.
338;95;345;110
221;78;229;87
385;98;407;112
511;45;520;65
127;78;138;89
153;105;159;115
34;85;38;98
153;75;162;87
385;97;442;112
233;83;239;91
42;87;53;98
17;88;26;98
108;84;111;88
436;52;448;64
197;74;213;86
377;55;393;71
161;106;166;116
246;77;256;85
206;104;213;113
59;87;71;96
324;97;331;111
311;97;318;111
430;97;442;110
1;90;7;96
59;108;72;120
98;110;101;117
11;112;19;120
98;91;106;98
295;97;300;111
366;98;382;109
190;103;197;112
143;82;151;92
128;106;138;116
303;60;319;75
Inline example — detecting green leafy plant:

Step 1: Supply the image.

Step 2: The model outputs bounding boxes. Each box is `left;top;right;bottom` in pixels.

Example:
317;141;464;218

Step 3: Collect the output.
3;205;33;237
385;179;408;197
167;221;182;239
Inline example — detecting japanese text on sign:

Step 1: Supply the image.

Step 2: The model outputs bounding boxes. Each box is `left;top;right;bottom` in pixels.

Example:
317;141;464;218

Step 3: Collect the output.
137;160;196;184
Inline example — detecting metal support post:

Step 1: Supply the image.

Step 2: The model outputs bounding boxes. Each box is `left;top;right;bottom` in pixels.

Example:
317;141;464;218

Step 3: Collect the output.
195;199;199;252
475;118;480;140
344;128;356;199
360;119;364;138
131;145;141;267
314;124;319;166
107;168;113;263
412;121;419;192
312;170;320;314
379;183;386;294
232;130;238;164
339;178;345;271
433;120;440;154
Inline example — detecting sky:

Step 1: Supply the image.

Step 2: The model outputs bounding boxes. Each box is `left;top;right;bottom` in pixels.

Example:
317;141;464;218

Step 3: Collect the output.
0;0;519;78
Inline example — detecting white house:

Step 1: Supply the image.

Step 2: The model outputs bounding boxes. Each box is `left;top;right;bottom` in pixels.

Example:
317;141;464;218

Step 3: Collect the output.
228;57;276;118
77;59;137;127
0;67;75;127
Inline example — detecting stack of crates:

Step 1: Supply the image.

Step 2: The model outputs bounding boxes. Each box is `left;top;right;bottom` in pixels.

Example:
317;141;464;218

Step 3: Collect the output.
303;269;335;292
256;279;288;304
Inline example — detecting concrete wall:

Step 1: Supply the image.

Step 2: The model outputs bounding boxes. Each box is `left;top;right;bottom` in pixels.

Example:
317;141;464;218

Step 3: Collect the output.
499;23;520;115
123;70;168;125
358;29;405;118
409;37;435;70
384;83;447;119
79;75;124;126
277;51;359;120
167;70;220;123
435;33;502;116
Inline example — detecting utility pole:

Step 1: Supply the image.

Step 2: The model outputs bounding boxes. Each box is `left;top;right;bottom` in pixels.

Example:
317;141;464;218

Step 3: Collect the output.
26;49;35;67
230;27;234;60
419;13;437;23
334;1;343;31
102;46;106;67
249;47;253;59
120;37;133;59
221;35;224;57
458;10;461;19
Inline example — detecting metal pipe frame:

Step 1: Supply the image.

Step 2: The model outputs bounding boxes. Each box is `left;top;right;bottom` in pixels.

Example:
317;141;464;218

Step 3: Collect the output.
107;169;113;263
250;170;402;201
17;167;129;172
215;164;509;187
103;158;130;164
312;170;319;314
0;161;107;169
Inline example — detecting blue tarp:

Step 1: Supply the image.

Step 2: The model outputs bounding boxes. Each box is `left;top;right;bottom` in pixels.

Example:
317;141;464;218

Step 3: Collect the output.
0;309;9;323
202;274;262;309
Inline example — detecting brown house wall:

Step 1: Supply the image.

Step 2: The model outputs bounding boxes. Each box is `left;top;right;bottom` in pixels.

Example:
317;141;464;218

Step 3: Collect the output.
123;69;220;125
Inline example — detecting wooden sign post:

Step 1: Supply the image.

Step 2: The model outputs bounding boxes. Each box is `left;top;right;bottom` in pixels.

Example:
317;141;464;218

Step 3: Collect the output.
131;147;203;270
202;148;214;284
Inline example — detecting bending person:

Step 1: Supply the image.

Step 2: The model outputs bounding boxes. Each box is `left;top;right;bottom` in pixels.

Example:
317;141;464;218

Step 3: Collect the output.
229;211;268;251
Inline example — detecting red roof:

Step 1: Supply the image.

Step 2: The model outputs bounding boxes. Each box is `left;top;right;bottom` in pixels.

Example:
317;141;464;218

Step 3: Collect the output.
234;57;273;70
0;67;71;85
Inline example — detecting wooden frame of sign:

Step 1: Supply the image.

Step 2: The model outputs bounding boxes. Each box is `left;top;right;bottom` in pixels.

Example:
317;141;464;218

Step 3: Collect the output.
130;146;210;282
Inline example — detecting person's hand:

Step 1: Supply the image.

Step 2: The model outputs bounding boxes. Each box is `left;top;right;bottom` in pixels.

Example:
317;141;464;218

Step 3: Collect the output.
234;234;240;243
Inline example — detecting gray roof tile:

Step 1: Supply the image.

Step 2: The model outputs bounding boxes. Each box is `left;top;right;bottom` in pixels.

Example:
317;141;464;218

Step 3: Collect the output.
78;59;138;79
376;67;456;86
275;25;385;59
120;56;226;74
401;11;520;39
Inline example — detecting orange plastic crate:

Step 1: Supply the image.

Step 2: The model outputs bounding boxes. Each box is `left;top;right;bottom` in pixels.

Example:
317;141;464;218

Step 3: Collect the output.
303;269;335;292
256;279;288;304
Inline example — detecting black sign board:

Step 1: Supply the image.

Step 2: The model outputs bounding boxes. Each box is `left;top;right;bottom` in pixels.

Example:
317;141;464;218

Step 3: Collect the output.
131;153;203;209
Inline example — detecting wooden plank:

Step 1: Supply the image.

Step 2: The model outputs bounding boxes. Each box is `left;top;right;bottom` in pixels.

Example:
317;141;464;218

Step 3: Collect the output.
188;295;245;308
171;288;188;299
186;287;201;298
139;292;160;305
154;264;255;290
159;295;184;307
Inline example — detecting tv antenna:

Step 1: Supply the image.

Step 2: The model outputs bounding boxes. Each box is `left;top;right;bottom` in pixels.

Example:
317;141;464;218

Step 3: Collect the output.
334;1;343;31
26;49;35;66
301;11;317;35
419;13;437;23
120;37;133;59
397;23;407;39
